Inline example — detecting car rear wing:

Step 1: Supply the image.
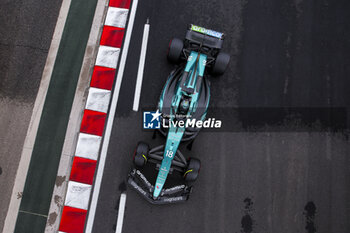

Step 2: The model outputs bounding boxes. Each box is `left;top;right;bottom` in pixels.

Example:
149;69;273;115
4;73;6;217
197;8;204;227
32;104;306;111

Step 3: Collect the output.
189;24;224;40
186;24;224;49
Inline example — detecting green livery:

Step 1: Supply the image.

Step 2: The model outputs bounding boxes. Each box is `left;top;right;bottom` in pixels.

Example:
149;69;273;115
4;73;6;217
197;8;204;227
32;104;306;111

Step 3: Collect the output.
128;24;230;204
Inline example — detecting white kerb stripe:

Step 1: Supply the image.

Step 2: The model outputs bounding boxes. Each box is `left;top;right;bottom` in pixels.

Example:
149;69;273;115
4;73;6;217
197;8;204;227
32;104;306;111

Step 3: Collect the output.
115;193;127;233
64;181;92;210
75;133;101;160
132;21;150;111
86;87;111;113
84;0;139;232
105;7;129;28
95;45;120;68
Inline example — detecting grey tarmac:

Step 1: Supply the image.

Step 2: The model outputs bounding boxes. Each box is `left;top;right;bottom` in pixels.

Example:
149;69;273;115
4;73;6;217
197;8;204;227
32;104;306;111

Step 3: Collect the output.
92;0;350;233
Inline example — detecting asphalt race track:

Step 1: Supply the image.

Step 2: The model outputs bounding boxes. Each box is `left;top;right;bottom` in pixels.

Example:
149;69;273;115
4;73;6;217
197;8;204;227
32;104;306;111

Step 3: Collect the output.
92;0;350;233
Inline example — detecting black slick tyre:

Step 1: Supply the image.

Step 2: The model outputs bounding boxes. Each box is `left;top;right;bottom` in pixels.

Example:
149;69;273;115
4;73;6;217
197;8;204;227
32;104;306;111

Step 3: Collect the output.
184;158;201;182
167;38;184;63
133;142;149;168
212;52;230;75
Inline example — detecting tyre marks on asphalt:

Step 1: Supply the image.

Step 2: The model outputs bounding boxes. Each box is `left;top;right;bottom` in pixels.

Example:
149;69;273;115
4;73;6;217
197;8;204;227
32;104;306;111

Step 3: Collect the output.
240;197;255;233
304;201;317;233
238;198;318;233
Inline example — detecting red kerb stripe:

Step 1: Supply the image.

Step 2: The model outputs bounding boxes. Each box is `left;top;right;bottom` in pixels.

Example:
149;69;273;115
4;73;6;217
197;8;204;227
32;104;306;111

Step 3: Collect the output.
109;0;131;9
59;206;87;233
80;110;107;136
90;66;116;90
70;157;97;185
100;26;125;48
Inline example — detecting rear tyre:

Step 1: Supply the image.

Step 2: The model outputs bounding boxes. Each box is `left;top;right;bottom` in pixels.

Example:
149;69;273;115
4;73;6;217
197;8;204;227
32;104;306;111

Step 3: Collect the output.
167;38;184;63
212;52;230;75
184;158;201;182
133;142;149;168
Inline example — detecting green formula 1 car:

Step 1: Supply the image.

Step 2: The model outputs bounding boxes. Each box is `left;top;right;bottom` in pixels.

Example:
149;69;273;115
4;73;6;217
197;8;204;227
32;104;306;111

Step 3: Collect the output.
127;24;230;204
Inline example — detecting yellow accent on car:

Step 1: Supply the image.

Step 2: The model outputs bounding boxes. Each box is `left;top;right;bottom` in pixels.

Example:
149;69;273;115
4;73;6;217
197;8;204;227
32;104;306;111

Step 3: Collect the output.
142;154;147;161
183;169;193;177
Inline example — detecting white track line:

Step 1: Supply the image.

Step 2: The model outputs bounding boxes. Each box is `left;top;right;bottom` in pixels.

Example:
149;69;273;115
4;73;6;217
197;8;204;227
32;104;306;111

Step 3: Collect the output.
84;0;139;232
115;193;127;233
132;19;150;112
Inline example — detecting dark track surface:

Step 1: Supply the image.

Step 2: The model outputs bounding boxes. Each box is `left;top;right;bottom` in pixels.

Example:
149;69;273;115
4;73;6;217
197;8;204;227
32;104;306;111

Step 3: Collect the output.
93;0;350;233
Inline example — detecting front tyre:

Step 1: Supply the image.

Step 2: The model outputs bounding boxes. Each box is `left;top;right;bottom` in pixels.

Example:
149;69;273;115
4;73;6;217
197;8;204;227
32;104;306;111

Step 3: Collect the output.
167;38;184;63
212;52;230;75
184;158;201;182
133;142;149;168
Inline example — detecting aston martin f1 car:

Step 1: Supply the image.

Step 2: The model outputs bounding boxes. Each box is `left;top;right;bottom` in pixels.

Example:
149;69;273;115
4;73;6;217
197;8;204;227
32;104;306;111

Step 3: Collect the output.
127;24;230;204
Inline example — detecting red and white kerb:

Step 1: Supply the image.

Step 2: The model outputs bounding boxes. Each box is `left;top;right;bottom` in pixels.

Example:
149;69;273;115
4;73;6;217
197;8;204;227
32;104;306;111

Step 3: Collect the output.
58;0;131;232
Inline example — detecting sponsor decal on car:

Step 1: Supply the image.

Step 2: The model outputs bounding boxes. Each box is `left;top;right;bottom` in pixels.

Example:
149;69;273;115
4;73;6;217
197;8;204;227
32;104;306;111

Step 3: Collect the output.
162;196;186;203
191;24;223;39
136;169;153;190
163;185;186;192
129;179;147;196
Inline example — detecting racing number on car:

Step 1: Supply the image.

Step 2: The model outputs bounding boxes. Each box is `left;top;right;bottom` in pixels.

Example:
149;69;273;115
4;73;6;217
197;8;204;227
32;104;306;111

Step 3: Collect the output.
166;150;174;158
